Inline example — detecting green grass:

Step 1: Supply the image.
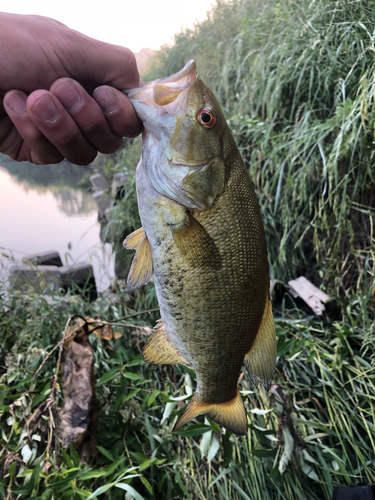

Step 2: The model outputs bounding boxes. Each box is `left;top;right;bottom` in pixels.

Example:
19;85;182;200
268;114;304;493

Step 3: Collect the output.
0;274;374;499
148;0;375;299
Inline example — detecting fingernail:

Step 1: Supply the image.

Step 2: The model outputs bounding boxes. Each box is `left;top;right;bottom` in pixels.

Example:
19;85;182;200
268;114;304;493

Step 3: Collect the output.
55;81;82;112
93;86;120;114
33;95;58;123
6;91;27;114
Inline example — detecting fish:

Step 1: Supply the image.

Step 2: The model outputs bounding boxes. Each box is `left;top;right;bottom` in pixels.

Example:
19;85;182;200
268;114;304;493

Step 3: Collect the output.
123;60;276;436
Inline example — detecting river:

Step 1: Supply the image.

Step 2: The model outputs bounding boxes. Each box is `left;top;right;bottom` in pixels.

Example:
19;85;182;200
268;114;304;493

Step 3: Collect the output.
0;158;115;292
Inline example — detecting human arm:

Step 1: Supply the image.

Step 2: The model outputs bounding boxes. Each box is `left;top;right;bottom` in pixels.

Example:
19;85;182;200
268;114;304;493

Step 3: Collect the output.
0;12;142;165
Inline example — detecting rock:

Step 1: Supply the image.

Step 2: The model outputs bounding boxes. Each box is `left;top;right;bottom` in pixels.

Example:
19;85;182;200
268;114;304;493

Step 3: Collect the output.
92;190;113;220
90;173;109;191
22;250;63;267
60;262;97;301
9;261;98;301
9;264;62;294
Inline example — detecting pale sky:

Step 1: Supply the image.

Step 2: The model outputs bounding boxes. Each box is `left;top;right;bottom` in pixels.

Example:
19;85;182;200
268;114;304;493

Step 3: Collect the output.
2;0;215;53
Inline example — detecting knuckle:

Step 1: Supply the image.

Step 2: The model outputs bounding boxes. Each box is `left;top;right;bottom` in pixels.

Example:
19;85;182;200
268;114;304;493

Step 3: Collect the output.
83;119;103;137
98;137;123;155
68;150;97;166
124;49;137;71
50;77;76;93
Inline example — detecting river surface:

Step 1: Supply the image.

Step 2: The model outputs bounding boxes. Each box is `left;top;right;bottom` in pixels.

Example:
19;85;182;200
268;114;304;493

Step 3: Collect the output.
0;159;114;292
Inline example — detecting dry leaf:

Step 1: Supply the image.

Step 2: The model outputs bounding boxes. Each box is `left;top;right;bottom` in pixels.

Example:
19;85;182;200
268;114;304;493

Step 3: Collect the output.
60;323;97;462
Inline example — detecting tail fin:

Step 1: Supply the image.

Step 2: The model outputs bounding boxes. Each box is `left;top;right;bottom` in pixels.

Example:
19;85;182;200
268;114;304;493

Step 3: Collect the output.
173;390;247;436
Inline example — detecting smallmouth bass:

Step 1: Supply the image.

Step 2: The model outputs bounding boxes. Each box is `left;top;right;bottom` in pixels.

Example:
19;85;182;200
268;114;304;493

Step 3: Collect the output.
124;61;276;436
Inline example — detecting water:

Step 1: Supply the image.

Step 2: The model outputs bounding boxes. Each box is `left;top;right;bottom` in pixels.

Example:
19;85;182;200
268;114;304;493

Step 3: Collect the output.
0;159;114;292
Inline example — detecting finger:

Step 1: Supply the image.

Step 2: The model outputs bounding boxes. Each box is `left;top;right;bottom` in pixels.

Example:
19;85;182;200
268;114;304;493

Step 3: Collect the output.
0;113;24;161
50;78;123;154
93;85;143;138
3;90;63;164
27;89;98;165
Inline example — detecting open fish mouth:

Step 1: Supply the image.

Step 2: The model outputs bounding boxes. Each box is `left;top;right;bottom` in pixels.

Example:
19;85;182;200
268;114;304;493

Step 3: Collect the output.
124;60;198;110
125;60;197;95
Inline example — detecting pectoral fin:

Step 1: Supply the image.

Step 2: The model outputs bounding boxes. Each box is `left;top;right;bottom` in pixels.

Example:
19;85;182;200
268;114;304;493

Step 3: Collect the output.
143;319;188;365
173;390;248;436
123;227;145;250
245;298;276;390
124;228;153;289
170;211;221;270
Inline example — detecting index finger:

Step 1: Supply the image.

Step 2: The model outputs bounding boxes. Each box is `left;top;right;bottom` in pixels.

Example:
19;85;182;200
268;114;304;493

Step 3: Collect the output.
93;85;142;138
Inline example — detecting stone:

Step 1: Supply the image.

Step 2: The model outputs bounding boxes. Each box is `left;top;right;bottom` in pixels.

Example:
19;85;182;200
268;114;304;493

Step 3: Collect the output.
22;250;63;267
92;190;113;220
9;264;62;294
90;173;109;191
9;261;98;301
60;262;97;301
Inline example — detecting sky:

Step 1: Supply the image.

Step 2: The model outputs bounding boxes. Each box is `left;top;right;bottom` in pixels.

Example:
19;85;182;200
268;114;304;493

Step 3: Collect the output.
2;0;215;53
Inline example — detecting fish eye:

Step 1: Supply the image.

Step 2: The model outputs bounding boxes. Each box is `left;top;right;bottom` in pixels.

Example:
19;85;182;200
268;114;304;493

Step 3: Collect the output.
197;108;216;128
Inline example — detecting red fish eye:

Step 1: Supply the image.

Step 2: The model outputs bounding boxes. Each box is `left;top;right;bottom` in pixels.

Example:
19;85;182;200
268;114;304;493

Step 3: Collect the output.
197;109;216;128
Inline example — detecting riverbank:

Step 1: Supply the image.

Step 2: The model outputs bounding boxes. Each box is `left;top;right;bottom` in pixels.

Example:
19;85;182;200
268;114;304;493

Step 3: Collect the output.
0;157;115;292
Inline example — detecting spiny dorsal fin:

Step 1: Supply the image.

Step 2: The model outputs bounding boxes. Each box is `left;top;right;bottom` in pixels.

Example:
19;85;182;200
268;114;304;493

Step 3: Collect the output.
123;227;145;250
245;297;276;390
171;211;221;269
125;230;153;289
142;319;189;365
173;390;247;436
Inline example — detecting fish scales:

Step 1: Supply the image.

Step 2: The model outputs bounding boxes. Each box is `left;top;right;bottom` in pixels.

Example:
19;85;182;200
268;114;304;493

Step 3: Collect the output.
124;61;276;435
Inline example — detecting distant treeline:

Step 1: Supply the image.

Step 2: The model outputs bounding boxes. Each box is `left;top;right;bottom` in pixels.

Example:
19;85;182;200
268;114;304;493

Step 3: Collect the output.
0;154;90;190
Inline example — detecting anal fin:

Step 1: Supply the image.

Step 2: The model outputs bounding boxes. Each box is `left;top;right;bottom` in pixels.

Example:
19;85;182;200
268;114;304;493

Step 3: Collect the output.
124;228;153;289
173;390;247;436
142;319;188;365
171;211;221;270
245;298;276;390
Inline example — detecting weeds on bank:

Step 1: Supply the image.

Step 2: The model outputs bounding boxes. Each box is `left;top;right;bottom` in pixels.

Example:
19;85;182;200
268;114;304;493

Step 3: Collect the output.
0;274;374;499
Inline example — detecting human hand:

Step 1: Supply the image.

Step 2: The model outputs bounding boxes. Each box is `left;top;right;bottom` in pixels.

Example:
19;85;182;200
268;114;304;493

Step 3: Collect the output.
0;13;143;165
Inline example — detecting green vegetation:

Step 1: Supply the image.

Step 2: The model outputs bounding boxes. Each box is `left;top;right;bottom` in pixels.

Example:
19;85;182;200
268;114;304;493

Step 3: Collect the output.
0;0;374;499
149;0;375;298
1;273;374;499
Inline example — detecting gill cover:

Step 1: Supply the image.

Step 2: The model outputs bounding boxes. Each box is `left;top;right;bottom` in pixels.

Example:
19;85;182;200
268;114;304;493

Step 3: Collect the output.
125;60;227;210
